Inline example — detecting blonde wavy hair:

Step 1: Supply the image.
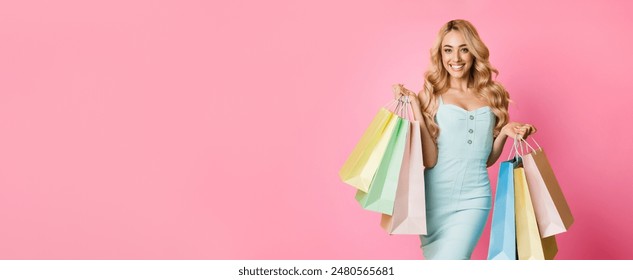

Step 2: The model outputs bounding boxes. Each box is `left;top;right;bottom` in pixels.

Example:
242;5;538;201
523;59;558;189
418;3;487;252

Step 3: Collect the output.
420;19;510;140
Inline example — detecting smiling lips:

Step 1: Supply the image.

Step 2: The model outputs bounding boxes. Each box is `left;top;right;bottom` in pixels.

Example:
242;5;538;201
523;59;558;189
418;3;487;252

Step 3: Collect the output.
450;63;465;71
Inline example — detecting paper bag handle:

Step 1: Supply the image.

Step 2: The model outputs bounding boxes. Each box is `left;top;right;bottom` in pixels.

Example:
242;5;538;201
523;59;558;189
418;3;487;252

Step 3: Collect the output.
518;137;542;154
506;137;521;161
384;95;417;122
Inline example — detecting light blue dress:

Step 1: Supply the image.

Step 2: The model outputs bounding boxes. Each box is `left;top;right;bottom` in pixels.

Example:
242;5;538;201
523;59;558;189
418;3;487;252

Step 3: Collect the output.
419;95;494;260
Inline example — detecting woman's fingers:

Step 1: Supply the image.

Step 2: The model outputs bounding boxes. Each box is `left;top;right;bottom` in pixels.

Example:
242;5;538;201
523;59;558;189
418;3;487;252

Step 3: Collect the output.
392;84;404;99
519;124;537;140
397;84;412;95
393;84;418;102
527;124;536;134
504;122;537;140
392;84;400;93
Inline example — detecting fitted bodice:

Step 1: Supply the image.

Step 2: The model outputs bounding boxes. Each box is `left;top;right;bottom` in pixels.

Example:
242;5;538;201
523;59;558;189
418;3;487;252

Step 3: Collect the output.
435;96;496;161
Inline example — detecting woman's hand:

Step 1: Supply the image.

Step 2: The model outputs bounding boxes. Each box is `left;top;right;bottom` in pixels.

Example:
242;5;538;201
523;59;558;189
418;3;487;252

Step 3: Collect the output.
392;84;404;99
392;84;419;106
501;122;537;140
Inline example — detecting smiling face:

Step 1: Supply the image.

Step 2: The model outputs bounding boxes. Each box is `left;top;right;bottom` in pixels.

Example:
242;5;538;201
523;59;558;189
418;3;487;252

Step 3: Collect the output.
441;30;474;80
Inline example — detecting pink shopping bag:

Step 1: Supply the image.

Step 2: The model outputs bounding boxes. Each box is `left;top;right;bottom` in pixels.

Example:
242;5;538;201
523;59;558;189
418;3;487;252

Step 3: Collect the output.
380;112;426;234
521;138;573;237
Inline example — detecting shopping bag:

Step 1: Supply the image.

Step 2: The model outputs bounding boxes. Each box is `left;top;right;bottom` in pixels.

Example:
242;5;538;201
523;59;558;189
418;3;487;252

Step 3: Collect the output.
355;115;409;215
380;118;426;234
339;106;397;192
487;158;519;260
515;163;548;260
542;235;558;260
522;139;574;237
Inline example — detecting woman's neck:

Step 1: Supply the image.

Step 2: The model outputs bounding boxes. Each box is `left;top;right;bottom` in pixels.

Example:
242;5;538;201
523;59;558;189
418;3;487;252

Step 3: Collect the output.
448;76;471;94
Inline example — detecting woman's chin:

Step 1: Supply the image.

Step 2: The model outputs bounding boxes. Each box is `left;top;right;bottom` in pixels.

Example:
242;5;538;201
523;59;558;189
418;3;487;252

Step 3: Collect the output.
448;72;467;79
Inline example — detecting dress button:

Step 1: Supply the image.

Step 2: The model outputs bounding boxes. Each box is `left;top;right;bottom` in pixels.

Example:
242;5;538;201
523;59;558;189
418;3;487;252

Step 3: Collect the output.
467;140;472;144
469;115;474;120
468;129;474;133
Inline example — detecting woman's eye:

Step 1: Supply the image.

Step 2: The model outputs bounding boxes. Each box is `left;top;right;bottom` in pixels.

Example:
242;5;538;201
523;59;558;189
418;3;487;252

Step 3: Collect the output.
460;48;469;53
444;49;452;53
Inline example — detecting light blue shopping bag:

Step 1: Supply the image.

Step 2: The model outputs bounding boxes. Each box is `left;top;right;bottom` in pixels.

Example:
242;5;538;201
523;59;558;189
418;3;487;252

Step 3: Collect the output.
487;158;520;260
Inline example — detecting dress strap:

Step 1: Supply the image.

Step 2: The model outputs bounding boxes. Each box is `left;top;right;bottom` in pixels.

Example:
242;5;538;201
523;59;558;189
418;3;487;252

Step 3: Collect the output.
438;94;444;105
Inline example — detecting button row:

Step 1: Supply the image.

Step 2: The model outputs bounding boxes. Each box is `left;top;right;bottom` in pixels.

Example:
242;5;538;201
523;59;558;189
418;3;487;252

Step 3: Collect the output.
469;115;474;144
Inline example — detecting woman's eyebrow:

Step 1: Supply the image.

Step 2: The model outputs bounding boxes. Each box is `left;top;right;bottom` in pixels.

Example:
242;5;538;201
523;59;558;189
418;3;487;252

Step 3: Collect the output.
443;44;468;48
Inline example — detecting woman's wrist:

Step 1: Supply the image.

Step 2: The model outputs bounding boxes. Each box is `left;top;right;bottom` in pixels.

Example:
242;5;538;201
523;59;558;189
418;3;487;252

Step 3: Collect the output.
497;131;508;141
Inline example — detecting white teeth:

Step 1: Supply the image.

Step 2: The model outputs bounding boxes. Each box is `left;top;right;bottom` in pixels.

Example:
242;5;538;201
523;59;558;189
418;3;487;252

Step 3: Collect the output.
451;64;464;70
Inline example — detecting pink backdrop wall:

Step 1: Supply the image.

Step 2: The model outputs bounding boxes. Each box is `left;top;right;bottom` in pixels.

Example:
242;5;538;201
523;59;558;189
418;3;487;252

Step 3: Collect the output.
0;0;631;259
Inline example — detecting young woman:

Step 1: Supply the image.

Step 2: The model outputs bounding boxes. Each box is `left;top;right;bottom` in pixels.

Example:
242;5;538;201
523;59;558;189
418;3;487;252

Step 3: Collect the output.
394;19;536;259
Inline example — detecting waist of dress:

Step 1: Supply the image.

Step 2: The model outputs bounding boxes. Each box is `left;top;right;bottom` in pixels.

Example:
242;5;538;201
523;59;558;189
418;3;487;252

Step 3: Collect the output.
436;151;490;161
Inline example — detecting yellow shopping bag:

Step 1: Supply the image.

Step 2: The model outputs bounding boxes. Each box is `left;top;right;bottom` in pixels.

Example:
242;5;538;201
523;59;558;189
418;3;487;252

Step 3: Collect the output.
515;165;557;260
339;107;397;192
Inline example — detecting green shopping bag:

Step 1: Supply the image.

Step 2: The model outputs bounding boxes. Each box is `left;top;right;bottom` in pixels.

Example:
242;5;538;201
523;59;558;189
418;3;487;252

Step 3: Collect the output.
355;116;409;215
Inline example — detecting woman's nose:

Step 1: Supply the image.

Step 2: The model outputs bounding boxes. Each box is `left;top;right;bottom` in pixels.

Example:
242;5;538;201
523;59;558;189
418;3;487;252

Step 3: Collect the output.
454;52;462;62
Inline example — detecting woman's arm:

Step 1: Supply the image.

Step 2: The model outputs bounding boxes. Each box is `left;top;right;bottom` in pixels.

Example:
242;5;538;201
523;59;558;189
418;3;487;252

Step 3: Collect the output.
486;133;509;167
394;84;438;168
486;122;537;167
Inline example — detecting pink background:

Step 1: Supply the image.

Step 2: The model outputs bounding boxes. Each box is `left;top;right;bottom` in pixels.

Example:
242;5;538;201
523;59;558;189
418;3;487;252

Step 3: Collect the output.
0;0;631;259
